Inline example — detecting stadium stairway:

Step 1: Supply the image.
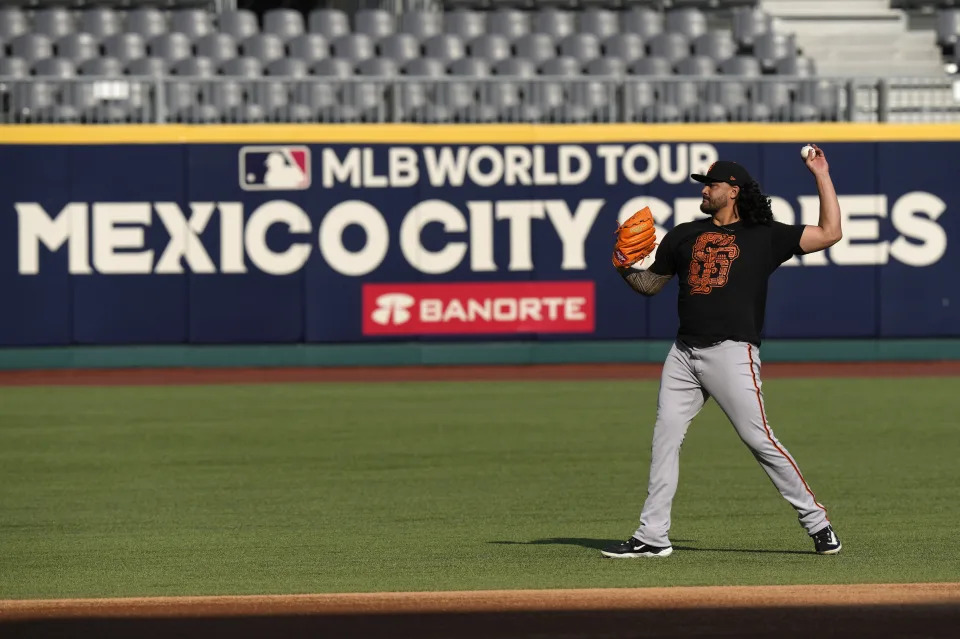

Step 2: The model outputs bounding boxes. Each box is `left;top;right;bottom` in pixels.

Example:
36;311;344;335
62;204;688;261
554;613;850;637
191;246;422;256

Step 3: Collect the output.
760;0;944;77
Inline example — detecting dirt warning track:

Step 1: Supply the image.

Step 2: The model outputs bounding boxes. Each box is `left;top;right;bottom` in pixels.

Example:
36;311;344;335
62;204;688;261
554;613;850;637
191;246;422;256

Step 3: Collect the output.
1;360;959;387
3;583;960;639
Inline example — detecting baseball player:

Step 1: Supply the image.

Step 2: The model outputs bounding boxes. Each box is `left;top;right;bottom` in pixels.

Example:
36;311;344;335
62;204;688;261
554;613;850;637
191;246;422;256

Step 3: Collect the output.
604;145;843;558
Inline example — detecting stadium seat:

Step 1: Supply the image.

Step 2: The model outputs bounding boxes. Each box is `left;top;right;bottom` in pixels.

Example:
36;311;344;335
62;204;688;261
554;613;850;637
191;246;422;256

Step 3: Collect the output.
621;7;663;39
665;8;707;40
219;56;263;77
263;9;306;43
308;9;350;40
403;57;447;77
559;33;601;62
79;8;121;39
494;57;537;77
241;34;287;64
287;34;330;63
450;57;492;76
354;9;395;40
33;8;75;40
102;33;147;63
194;33;238;63
0;7;28;40
216;10;259;41
148;33;193;63
487;8;531;40
169;9;212;40
126;57;167;77
629;56;673;75
357;57;399;76
171;56;216;77
125;7;167;40
56;33;100;64
10;34;55;62
80;56;123;76
539;56;582;76
0;56;30;77
311;58;354;77
469;34;512;62
377;33;421;63
513;33;557;64
423;34;466;62
443;9;485;41
533;8;576;39
266;58;309;77
585;56;626;75
675;55;717;76
33;57;77;78
399;11;442;40
578;8;619;40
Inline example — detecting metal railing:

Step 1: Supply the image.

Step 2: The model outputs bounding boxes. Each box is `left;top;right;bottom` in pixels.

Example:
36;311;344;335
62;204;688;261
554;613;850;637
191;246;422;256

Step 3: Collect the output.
2;75;959;124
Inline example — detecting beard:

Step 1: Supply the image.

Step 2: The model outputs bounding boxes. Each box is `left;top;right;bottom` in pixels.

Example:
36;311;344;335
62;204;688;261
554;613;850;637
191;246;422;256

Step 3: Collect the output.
700;194;727;214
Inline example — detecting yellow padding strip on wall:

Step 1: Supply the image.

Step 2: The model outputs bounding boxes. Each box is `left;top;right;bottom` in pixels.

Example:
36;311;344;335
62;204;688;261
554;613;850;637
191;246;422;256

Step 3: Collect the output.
1;122;959;144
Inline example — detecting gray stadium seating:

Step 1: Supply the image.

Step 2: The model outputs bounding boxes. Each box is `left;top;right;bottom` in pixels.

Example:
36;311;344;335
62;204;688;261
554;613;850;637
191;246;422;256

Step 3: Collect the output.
33;8;75;40
263;8;304;43
57;33;100;64
102;32;147;62
0;1;834;124
602;32;645;63
468;33;512;62
423;33;466;62
194;33;238;63
377;33;421;63
443;9;485;40
0;7;29;40
79;7;121;39
80;57;123;76
10;33;55;62
354;9;395;40
287;34;330;63
125;7;167;40
216;10;259;41
219;56;263;77
172;57;216;77
308;9;350;40
169;9;212;40
267;58;309;77
33;57;76;78
578;8;619;40
559;33;601;62
533;8;575;39
126;57;167;77
400;10;442;40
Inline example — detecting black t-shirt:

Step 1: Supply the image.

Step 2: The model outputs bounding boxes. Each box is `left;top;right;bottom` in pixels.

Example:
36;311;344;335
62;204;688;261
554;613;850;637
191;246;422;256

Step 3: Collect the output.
648;217;806;347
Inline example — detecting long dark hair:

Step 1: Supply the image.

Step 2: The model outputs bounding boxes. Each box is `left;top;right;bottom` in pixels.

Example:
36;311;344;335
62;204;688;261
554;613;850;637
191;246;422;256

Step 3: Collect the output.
735;181;773;226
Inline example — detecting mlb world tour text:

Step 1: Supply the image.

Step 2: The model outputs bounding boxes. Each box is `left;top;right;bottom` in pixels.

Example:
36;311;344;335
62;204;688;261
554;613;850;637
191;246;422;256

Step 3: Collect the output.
16;143;949;276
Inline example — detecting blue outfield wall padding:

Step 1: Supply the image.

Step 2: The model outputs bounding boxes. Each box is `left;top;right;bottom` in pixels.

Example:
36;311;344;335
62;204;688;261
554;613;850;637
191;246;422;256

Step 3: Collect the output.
1;340;960;371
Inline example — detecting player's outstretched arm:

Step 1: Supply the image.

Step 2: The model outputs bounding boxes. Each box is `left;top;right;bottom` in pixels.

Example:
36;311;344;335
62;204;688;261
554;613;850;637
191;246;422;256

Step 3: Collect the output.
616;267;673;297
798;144;842;254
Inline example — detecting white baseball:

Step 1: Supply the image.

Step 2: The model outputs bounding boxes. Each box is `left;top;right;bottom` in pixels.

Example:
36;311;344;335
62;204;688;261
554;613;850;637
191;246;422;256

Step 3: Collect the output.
801;145;814;160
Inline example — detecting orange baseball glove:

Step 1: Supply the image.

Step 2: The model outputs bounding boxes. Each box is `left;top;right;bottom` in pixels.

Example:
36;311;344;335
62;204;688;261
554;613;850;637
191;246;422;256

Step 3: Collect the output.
612;206;657;268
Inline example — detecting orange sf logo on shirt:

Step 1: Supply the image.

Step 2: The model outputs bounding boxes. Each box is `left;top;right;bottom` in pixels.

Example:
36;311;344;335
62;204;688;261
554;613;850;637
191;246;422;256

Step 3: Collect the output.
688;232;740;295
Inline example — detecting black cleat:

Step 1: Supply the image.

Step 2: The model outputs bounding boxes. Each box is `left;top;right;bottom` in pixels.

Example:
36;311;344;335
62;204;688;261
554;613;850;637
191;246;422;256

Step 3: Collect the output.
811;525;842;555
601;537;673;558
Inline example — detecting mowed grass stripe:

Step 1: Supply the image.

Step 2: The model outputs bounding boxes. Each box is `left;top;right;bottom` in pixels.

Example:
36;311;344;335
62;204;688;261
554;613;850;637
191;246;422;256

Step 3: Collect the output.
0;379;957;599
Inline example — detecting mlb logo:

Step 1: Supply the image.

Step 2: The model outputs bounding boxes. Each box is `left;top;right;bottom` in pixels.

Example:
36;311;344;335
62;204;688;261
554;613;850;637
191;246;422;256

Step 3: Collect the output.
239;146;311;191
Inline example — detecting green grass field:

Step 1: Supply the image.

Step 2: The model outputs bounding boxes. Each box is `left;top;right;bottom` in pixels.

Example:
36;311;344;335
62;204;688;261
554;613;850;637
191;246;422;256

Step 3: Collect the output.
1;377;958;600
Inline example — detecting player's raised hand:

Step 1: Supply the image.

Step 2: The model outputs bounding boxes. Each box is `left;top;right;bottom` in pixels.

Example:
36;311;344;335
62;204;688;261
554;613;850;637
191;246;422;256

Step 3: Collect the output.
803;143;829;175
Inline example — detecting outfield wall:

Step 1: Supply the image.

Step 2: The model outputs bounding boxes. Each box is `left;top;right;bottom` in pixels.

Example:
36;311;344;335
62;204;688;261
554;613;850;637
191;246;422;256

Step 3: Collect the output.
1;124;957;367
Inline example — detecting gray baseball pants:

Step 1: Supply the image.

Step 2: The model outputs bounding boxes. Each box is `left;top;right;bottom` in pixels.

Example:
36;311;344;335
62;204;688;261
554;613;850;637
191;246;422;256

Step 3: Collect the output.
634;340;830;547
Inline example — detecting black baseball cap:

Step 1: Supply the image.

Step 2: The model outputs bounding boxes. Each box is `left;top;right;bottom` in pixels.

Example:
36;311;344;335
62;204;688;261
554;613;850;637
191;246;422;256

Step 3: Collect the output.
690;161;754;186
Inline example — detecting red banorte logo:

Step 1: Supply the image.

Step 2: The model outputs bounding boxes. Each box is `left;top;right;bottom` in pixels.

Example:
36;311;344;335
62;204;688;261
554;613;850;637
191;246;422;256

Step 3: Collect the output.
363;282;595;335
